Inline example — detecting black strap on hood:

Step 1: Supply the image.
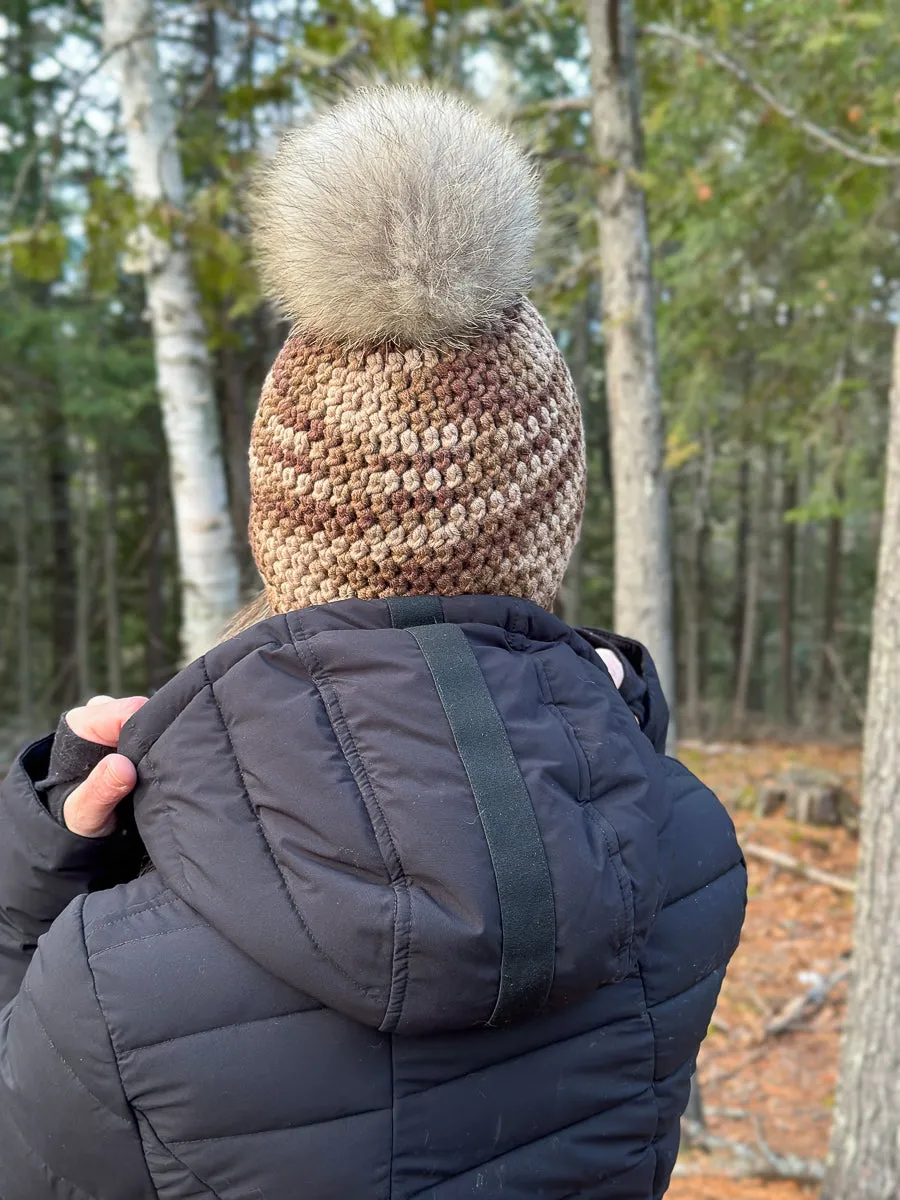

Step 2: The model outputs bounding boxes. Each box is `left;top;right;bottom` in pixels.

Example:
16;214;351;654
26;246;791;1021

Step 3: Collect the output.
388;594;444;628
387;596;556;1026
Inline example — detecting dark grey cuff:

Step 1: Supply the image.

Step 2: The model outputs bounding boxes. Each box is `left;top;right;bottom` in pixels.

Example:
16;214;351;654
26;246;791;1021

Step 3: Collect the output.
0;735;146;1003
34;716;112;826
1;738;128;926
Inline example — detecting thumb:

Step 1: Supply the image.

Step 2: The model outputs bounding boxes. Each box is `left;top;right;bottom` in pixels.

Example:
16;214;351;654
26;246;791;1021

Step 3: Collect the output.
63;753;136;838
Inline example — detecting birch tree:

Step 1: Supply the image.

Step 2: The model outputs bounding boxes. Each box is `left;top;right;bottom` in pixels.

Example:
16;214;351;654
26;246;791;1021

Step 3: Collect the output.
102;0;239;663
822;319;900;1200
3;0;898;736
584;0;676;719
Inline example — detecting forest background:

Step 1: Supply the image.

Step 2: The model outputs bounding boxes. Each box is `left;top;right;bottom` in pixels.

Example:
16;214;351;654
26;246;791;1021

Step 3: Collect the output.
3;0;898;742
3;2;900;1196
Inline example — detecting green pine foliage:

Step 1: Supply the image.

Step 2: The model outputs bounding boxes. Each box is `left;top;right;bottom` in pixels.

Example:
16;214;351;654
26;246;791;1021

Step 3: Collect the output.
1;0;897;744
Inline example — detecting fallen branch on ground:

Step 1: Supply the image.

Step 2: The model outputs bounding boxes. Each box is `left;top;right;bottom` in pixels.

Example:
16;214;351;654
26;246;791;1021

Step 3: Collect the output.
704;1043;771;1090
744;842;856;894
680;1117;826;1183
745;981;775;1024
765;959;851;1035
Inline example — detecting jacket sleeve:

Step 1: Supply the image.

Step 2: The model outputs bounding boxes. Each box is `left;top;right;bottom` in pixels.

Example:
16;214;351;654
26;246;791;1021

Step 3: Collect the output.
0;894;155;1200
0;736;139;1006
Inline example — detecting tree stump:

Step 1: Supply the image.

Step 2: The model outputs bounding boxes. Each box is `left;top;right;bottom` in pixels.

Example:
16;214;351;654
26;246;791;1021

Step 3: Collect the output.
755;766;857;830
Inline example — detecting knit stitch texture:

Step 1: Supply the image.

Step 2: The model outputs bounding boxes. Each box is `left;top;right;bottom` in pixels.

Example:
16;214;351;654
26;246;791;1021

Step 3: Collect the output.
248;88;586;612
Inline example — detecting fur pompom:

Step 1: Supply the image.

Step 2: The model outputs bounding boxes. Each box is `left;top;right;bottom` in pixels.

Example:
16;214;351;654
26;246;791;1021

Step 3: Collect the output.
249;87;539;347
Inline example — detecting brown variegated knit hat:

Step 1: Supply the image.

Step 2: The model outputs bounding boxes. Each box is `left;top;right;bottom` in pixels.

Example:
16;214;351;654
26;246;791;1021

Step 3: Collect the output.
247;87;586;613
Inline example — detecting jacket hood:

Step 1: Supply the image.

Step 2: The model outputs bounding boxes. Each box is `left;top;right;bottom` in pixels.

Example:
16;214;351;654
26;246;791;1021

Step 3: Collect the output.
119;596;671;1035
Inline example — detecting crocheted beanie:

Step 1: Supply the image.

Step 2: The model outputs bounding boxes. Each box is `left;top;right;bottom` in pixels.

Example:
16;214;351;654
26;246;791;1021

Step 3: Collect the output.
247;87;586;613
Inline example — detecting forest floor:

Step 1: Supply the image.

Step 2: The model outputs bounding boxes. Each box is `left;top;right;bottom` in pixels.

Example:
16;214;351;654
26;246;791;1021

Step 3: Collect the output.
667;740;861;1200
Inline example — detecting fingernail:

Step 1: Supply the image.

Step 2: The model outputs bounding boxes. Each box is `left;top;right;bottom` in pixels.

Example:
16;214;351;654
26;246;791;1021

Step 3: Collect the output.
106;759;132;789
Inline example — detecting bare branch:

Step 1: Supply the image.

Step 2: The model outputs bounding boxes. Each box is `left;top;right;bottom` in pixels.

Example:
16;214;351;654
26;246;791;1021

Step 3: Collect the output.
4;24;157;227
547;252;602;295
195;0;280;45
704;1044;771;1091
6;145;43;226
208;0;366;71
744;841;857;894
680;1118;826;1183
642;22;900;170
765;958;851;1036
512;96;590;121
823;642;866;725
531;149;596;169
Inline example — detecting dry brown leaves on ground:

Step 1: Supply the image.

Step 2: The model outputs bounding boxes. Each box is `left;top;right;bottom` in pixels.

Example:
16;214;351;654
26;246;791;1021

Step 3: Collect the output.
666;741;860;1200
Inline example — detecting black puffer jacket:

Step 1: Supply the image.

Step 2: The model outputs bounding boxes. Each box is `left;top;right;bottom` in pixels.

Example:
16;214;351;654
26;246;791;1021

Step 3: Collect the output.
0;596;745;1199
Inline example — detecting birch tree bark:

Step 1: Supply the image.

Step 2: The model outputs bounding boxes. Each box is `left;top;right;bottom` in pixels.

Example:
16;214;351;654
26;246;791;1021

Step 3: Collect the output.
102;0;239;663
822;322;900;1200
585;0;676;725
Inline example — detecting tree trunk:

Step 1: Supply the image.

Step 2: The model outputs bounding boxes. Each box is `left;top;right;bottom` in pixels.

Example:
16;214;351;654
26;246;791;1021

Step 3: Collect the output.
683;519;708;738
44;401;77;711
733;456;764;733
558;539;584;628
780;469;797;726
732;455;749;693
822;320;900;1200
14;450;32;728
219;343;253;580
684;442;712;737
240;0;259;152
750;451;778;717
585;0;676;733
697;523;709;702
74;454;93;700
145;465;169;693
101;457;123;697
558;296;593;627
813;360;848;726
816;511;843;720
103;0;240;663
684;1074;705;1129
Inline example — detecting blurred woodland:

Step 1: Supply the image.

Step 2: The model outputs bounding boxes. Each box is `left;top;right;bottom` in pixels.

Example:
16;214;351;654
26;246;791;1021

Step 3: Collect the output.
3;2;900;1197
2;0;898;741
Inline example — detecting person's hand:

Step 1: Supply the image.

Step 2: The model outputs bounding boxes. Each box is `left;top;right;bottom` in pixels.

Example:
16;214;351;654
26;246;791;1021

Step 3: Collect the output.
596;649;640;722
597;648;625;690
62;695;148;837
